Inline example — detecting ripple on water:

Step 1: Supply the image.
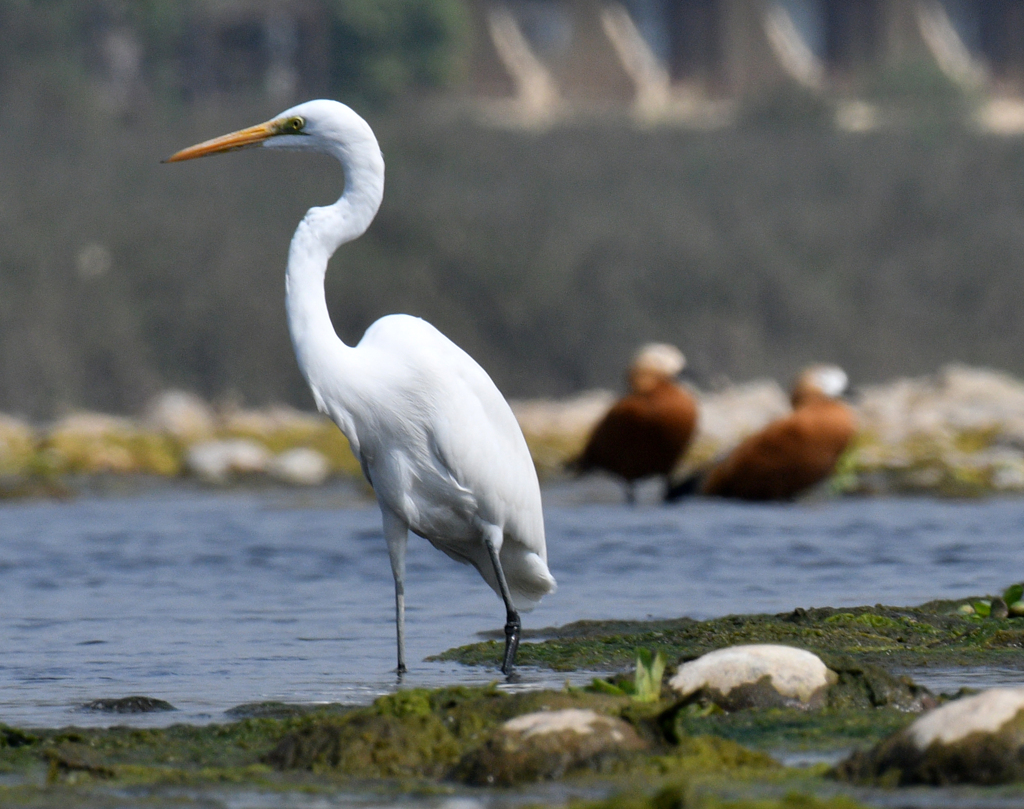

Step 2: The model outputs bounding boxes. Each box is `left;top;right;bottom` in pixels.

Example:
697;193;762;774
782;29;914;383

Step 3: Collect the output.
2;485;1024;726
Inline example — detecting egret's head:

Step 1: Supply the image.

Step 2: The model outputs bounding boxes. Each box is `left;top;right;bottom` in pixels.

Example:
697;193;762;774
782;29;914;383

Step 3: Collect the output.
628;343;686;394
791;364;848;407
163;99;378;163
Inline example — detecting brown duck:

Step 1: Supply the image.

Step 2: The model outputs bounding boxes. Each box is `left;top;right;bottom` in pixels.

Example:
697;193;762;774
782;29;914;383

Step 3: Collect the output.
573;343;698;503
666;364;856;502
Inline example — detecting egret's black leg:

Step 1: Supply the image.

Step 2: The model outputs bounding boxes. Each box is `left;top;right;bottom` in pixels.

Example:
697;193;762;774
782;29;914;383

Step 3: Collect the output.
502;608;521;676
483;526;521;677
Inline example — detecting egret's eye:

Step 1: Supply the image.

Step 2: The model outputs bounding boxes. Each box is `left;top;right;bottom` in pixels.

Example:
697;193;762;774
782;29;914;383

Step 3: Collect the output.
283;116;305;133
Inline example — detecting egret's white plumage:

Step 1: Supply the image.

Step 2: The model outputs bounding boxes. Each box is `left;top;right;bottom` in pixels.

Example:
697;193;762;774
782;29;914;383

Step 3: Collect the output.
166;99;555;674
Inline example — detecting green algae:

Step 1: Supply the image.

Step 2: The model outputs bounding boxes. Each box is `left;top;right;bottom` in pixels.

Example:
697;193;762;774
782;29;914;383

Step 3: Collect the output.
2;680;1023;806
432;596;1024;672
572;785;874;809
664;705;913;758
0;684;827;807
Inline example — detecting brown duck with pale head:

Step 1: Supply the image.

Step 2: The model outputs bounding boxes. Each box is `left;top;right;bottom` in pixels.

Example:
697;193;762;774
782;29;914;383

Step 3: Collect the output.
666;364;856;502
572;343;698;504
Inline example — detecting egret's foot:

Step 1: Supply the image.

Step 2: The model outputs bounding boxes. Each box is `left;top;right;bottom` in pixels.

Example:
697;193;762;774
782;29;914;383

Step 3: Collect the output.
500;612;521;675
396;663;407;678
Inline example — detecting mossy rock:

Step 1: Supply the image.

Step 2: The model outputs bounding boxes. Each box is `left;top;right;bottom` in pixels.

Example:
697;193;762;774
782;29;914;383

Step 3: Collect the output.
263;686;634;778
835;687;1024;785
264;710;461;777
574;783;871;809
82;696;176;714
454;708;648;785
0;414;36;475
220;408;362;477
821;656;935;712
45;742;116;780
42;413;181;476
436;596;1024;672
668;646;836;711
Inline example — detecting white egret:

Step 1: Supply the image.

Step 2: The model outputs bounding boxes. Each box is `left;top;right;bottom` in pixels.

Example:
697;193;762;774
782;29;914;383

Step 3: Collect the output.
165;100;556;675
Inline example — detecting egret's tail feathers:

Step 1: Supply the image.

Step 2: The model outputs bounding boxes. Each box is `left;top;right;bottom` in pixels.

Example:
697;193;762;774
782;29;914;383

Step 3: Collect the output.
504;550;557;612
453;537;556;612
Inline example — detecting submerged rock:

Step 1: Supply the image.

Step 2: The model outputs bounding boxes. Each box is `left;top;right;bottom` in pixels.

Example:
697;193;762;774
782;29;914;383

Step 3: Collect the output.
225;701;340;719
82;696;175;713
822;657;935;712
454;708;647;785
669;644;837;710
836;687;1024;785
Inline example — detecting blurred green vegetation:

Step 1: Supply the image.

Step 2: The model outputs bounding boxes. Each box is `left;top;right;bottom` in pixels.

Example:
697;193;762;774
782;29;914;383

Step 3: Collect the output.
5;92;1024;417
0;0;468;107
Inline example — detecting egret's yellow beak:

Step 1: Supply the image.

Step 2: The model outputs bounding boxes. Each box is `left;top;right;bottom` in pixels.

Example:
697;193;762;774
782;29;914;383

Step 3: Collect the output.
164;119;285;163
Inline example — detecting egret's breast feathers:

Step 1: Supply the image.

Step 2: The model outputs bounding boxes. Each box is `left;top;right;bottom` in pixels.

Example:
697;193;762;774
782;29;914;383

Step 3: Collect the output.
352;314;543;542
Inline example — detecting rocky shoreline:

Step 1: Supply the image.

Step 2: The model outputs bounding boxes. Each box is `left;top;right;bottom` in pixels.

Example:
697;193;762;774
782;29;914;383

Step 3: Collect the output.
5;365;1024;499
5;592;1024;807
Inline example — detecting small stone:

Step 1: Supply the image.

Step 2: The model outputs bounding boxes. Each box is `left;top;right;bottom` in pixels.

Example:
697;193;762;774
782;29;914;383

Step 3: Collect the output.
454;708;647;785
991;597;1010;619
668;644;837;710
836;687;1024;785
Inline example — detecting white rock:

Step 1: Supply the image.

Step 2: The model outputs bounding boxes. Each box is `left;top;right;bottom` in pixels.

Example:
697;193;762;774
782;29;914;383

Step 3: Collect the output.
856;365;1024;447
510;391;616;441
145;390;216;443
909;688;1024;749
186;439;270;483
268;448;330;486
504;709;618;739
222;405;328;436
49;412;137;438
669;644;834;705
0;412;33;437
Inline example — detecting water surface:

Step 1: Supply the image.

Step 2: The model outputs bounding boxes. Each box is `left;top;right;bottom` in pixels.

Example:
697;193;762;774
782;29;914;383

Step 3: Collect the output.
3;480;1024;727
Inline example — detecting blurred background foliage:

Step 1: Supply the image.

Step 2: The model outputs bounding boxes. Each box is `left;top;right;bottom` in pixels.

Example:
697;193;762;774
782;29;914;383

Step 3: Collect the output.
0;0;468;107
1;1;1023;419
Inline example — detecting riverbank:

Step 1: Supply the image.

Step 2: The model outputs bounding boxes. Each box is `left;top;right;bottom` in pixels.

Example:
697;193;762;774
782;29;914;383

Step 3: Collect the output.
5;364;1024;499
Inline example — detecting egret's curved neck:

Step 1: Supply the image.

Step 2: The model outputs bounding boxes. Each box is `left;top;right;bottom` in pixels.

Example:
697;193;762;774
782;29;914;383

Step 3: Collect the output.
285;137;384;410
